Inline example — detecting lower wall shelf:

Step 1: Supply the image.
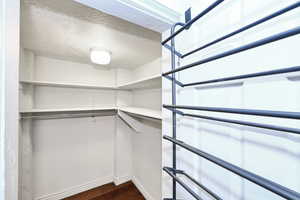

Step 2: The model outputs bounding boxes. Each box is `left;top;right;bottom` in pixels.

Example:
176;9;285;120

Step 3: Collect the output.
20;107;117;114
20;106;162;120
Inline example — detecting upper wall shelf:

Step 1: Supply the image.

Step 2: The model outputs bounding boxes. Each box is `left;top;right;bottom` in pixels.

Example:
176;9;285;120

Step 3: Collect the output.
117;74;161;90
20;74;162;90
20;80;118;90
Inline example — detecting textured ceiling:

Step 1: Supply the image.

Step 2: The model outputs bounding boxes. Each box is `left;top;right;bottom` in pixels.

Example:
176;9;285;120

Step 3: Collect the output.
21;0;161;68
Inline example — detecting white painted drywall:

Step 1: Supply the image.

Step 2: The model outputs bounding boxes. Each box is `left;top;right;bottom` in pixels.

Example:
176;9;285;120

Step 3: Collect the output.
0;0;5;198
132;58;161;80
130;84;162;200
162;0;300;199
1;0;20;199
32;116;115;200
114;55;163;200
114;117;133;185
34;86;116;109
132;123;162;200
132;89;162;111
116;68;133;86
34;56;116;87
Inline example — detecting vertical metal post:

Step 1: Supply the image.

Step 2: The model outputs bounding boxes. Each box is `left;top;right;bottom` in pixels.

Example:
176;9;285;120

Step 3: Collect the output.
170;22;185;200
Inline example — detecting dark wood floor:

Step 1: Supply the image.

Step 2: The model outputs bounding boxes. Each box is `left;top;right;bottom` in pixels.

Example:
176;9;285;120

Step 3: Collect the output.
62;181;145;200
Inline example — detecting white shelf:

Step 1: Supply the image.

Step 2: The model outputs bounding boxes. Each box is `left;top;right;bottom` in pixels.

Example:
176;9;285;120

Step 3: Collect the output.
119;106;162;120
20;106;162;120
20;107;117;114
20;80;118;90
20;75;162;90
117;74;161;90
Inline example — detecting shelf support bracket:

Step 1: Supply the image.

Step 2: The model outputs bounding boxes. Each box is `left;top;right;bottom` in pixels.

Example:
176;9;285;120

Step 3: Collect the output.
117;111;161;133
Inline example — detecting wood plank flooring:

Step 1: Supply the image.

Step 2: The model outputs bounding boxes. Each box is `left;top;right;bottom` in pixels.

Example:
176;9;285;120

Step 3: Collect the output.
62;181;145;200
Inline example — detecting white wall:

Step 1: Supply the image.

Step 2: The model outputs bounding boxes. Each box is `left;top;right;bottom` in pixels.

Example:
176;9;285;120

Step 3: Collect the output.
34;86;116;109
114;117;133;185
31;116;115;200
130;61;162;200
33;56;116;87
116;68;133;86
0;0;5;198
130;88;162;200
1;0;20;200
132;58;161;80
116;57;161;86
162;0;300;199
132;89;161;110
132;124;162;200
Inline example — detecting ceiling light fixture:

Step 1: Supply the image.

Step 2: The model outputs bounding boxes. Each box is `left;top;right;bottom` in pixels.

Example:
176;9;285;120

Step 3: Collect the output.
90;48;111;65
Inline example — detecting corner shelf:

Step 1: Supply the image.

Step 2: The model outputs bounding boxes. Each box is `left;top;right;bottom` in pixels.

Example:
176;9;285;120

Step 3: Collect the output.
117;74;161;90
119;106;162;120
20;80;118;90
20;106;162;120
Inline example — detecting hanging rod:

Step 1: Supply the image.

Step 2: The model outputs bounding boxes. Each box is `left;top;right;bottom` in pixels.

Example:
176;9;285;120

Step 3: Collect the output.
182;65;300;87
165;107;300;135
20;112;116;120
163;105;300;120
181;2;300;58
163;26;300;76
163;167;204;200
163;135;300;200
161;0;224;45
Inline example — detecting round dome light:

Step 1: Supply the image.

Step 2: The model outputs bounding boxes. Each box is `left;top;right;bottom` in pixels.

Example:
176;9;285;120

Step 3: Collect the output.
90;48;111;65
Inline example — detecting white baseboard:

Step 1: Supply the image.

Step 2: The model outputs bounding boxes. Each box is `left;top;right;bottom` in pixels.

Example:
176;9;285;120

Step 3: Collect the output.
35;175;113;200
132;176;155;200
113;174;132;185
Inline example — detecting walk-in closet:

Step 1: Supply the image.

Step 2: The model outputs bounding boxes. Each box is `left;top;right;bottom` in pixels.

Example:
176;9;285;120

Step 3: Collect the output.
19;0;162;199
2;0;300;200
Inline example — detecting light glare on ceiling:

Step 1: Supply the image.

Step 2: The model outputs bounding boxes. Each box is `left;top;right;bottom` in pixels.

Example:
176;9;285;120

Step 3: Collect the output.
90;49;111;65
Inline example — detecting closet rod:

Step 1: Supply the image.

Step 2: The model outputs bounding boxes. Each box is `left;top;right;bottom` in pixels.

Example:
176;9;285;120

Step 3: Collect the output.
163;135;300;200
166;107;300;135
163;26;300;76
181;2;300;58
21;112;115;120
163;104;300;120
161;0;224;45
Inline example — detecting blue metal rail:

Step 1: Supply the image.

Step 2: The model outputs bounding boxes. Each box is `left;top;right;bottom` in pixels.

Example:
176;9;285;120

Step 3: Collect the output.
162;2;300;200
161;0;224;45
164;136;300;200
163;26;300;76
181;2;300;58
